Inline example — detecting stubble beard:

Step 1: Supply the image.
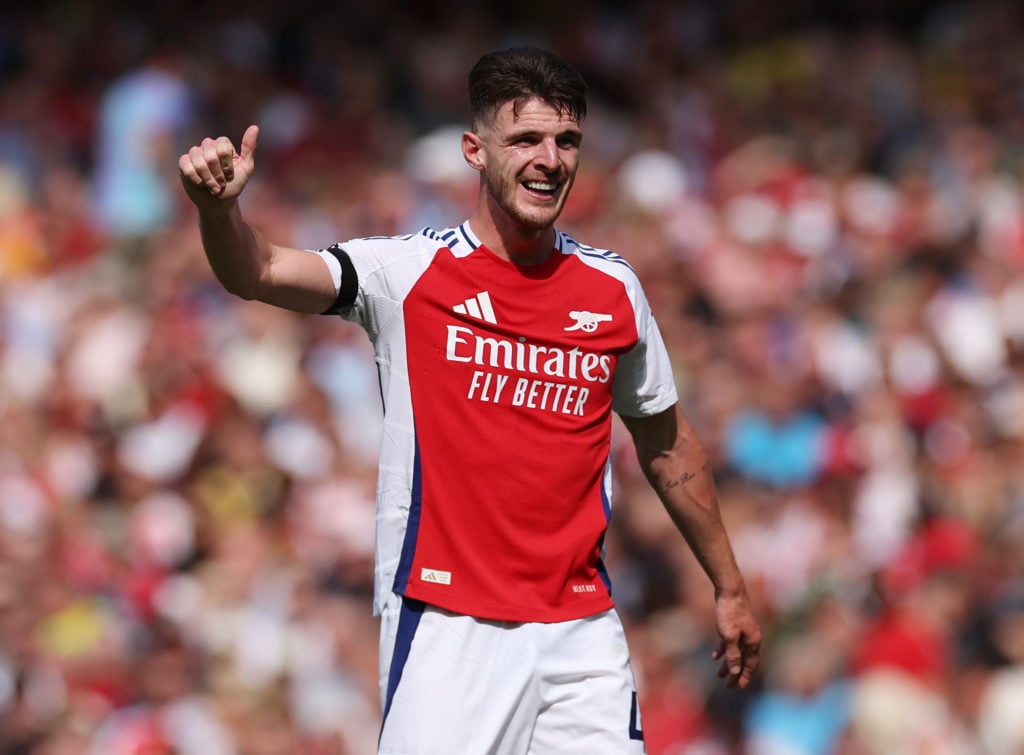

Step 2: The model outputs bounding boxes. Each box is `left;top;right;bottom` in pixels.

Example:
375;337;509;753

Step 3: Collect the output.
486;169;571;232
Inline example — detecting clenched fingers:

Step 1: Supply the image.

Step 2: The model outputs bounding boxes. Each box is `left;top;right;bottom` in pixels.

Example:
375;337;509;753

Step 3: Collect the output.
179;136;237;196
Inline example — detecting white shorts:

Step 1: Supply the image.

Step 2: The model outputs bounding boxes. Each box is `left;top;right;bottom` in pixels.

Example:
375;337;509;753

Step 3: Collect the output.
377;595;646;754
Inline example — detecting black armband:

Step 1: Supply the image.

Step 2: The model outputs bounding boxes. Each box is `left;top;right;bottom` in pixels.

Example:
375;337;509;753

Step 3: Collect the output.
319;244;359;315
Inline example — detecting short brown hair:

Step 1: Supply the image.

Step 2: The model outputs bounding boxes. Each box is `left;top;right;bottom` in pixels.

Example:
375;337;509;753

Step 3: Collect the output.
468;47;587;129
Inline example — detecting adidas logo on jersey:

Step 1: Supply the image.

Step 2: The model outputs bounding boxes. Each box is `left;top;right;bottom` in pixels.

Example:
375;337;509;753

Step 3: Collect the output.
453;291;497;324
420;568;452;586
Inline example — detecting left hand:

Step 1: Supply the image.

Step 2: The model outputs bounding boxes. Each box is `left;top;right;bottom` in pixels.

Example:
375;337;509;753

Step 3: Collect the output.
711;590;761;689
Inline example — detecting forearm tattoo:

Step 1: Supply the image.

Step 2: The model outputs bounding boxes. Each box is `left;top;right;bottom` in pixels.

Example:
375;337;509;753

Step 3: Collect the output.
659;460;709;493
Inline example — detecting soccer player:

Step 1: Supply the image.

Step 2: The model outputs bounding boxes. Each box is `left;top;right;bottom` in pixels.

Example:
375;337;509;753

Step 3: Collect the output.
179;46;760;754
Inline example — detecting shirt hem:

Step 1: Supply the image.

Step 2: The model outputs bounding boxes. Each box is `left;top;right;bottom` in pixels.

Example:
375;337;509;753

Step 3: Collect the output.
400;587;615;624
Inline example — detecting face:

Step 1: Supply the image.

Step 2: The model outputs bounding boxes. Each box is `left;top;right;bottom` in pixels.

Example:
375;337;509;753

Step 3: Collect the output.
464;98;582;232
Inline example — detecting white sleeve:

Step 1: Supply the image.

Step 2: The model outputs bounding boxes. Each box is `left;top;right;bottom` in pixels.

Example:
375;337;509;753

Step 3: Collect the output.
307;248;343;295
318;232;441;340
611;288;679;417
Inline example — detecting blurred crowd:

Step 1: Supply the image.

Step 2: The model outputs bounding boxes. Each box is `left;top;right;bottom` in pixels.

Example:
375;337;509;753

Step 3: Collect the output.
3;1;1024;753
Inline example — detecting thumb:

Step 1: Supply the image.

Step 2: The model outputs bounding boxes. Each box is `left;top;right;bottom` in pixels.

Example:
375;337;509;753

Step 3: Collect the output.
239;124;259;161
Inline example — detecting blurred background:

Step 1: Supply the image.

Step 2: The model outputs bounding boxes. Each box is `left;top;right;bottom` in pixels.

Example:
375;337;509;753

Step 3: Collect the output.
3;0;1024;752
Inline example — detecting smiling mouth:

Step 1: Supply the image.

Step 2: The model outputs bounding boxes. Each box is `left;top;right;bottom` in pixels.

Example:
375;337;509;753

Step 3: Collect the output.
523;180;560;198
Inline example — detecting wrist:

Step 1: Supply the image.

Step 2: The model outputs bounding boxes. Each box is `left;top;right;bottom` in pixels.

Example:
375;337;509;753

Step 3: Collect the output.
714;580;747;600
196;199;244;231
198;195;239;217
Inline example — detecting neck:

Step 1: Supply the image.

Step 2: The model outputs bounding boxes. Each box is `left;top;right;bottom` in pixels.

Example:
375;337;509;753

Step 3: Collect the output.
468;200;556;266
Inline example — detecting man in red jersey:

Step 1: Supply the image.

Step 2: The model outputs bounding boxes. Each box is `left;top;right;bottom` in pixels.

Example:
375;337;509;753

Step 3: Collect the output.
179;46;760;754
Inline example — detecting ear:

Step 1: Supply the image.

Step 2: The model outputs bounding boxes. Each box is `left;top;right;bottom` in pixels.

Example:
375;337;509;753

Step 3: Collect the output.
462;130;485;172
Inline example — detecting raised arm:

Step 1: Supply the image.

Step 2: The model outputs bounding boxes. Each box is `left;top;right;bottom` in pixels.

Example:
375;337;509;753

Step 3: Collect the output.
178;125;338;314
620;404;761;689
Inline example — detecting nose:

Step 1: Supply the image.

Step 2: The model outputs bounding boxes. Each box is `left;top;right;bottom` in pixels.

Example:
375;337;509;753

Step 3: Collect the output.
534;138;559;171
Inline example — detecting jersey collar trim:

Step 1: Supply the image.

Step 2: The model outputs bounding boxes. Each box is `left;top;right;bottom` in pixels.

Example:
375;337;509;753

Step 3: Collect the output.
458;222;481;251
459;221;570;257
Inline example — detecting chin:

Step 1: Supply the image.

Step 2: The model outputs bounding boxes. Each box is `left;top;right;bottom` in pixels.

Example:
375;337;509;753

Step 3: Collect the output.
515;215;558;232
514;202;565;230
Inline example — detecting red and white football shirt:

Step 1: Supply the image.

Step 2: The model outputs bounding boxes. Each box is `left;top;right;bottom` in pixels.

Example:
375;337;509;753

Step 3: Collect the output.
329;222;677;622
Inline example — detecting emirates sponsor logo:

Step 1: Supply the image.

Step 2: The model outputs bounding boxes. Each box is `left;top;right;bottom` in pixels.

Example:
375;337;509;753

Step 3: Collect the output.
445;325;612;384
444;296;615;417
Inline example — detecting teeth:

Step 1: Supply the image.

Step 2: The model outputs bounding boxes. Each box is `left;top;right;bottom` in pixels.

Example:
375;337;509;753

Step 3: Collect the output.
525;181;557;191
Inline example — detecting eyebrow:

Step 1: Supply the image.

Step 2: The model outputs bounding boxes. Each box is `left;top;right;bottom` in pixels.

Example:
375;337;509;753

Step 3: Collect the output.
504;126;583;144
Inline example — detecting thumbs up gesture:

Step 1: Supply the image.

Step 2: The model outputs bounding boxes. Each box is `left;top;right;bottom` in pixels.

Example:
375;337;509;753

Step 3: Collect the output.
178;124;260;205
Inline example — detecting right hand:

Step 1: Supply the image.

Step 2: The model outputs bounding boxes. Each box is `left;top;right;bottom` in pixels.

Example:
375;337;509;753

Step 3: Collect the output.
178;124;259;205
